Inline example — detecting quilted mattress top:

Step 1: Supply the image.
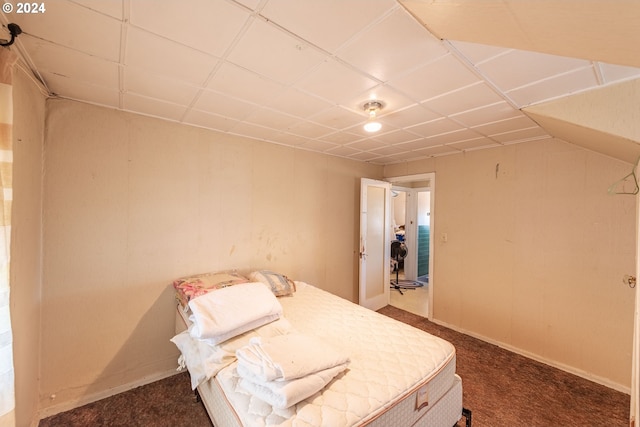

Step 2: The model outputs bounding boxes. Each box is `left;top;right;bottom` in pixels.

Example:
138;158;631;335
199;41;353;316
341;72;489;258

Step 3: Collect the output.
216;282;456;426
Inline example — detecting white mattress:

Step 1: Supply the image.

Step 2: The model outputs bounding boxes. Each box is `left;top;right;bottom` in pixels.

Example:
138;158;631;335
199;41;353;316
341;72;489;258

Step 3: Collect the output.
178;282;460;427
198;371;463;427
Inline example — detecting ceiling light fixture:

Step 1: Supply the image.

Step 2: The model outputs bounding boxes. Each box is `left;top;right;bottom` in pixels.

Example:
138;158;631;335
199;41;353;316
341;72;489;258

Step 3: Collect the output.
363;100;383;133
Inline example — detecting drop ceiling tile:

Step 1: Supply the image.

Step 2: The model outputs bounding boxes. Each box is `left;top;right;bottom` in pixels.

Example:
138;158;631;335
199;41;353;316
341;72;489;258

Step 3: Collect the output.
477;49;592;92
490;127;550;144
72;0;123;19
260;0;397;54
337;7;446;82
597;62;640;84
183;109;239;132
472;115;540;137
447;137;499;151
43;72;119;107
371;144;413;156
20;37;118;89
126;27;218;85
56;87;120;110
235;0;260;10
422;82;504;116
394;138;441;151
265;88;333;118
412;144;461;157
130;0;249;57
388;150;425;162
406;117;463;138
295;58;378;104
123;94;187;121
348;151;384;162
244;107;299;130
418;133;463;147
308;106;363;130
229;121;281;140
299;139;340;152
507;66;599;107
347;139;389;151
325;145;362;157
125;67;200;106
425;128;485;145
285;120;334;139
380;104;440;128
73;0;124;19
366;156;396;165
501;133;550;145
207;62;285;106
319;131;363;144
388;54;480;102
371;129;421;145
10;1;121;61
268;132;311;147
13;1;635;166
193;89;257;119
448;41;510;64
450;101;522;127
227;19;326;85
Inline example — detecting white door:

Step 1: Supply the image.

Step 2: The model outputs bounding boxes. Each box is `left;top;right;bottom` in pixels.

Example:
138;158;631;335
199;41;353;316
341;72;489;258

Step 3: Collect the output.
359;178;391;310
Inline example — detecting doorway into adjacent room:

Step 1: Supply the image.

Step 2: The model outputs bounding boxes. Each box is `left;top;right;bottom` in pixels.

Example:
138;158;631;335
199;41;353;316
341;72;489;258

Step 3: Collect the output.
387;174;434;319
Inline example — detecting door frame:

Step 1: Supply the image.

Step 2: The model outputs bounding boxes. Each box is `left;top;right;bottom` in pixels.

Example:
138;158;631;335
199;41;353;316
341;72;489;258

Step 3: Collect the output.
392;185;430;282
386;173;435;320
390;185;416;280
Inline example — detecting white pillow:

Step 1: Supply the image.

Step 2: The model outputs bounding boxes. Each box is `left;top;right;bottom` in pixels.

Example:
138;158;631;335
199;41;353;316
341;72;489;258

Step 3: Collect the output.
248;270;296;297
188;282;283;344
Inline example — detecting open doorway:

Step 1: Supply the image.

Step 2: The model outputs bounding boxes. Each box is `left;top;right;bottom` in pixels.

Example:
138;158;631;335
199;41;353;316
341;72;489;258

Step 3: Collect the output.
386;174;434;319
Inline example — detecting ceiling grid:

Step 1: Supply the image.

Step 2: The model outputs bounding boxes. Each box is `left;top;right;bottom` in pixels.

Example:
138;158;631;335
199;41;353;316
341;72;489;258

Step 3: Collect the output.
1;0;639;164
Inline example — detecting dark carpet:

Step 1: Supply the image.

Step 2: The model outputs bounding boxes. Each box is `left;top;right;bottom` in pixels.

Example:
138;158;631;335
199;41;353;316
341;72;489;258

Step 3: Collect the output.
39;305;630;427
379;305;630;427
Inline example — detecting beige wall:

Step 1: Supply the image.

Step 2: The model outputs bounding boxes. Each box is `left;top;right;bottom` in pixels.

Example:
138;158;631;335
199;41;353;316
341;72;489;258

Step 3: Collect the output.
15;87;637;418
39;98;381;413
10;67;46;427
386;140;637;391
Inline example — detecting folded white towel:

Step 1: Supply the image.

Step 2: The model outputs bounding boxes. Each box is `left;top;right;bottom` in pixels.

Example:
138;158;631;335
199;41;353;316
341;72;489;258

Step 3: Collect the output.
237;362;348;409
236;333;350;382
171;317;293;390
188;282;282;344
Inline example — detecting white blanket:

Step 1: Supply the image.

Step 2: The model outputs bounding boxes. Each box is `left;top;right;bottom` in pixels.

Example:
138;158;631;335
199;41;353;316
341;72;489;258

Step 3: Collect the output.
236;333;350;382
188;282;283;344
237;363;349;409
171;317;293;389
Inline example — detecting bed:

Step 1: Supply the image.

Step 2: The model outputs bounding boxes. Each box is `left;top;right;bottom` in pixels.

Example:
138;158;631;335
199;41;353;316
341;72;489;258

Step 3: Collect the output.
171;270;471;427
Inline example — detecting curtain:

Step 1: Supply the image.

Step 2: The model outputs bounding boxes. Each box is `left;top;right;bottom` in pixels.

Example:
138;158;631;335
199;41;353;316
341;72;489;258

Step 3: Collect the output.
0;47;17;425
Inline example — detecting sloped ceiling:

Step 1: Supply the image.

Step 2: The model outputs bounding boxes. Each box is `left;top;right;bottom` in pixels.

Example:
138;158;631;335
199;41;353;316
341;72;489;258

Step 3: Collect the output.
525;79;640;163
400;0;640;68
2;1;640;164
401;0;640;163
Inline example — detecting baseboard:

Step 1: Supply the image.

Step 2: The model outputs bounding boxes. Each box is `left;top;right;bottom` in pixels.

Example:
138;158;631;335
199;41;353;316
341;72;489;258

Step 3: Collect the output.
36;368;179;422
430;318;631;395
